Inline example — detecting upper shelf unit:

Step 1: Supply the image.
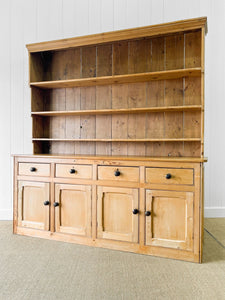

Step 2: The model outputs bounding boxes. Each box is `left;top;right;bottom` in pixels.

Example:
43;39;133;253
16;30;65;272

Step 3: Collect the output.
28;17;206;157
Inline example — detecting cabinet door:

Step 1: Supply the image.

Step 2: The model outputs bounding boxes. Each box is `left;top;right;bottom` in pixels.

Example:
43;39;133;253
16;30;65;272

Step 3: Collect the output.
18;181;50;230
145;190;193;250
97;186;139;243
55;184;92;237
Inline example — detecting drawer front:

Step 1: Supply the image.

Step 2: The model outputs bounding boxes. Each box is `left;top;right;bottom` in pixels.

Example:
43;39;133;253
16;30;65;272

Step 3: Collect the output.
98;166;139;182
55;164;92;179
18;163;50;177
146;168;193;185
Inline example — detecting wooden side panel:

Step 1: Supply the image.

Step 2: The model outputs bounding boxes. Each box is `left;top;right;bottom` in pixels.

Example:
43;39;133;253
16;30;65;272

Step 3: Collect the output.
55;184;92;236
97;186;139;243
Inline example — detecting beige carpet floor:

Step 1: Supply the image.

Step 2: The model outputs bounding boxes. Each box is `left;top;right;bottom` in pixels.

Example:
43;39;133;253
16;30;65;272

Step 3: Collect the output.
0;219;224;300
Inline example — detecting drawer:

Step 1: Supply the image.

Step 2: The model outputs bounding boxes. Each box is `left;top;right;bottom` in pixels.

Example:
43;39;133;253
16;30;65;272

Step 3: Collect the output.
18;163;50;177
146;168;193;185
55;164;92;179
98;166;139;182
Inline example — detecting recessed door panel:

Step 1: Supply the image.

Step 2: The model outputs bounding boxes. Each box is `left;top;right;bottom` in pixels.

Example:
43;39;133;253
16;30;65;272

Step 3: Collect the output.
97;186;139;243
18;181;50;230
145;190;193;250
55;184;92;236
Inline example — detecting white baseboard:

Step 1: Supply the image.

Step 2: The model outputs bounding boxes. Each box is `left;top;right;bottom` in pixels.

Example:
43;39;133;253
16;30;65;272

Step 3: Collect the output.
0;209;13;220
204;207;225;218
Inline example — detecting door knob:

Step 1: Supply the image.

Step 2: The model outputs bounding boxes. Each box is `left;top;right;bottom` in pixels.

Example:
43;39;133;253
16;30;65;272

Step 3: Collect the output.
132;209;139;215
53;202;59;207
30;167;36;172
114;169;120;176
145;211;151;216
70;169;76;174
165;173;172;179
43;201;50;206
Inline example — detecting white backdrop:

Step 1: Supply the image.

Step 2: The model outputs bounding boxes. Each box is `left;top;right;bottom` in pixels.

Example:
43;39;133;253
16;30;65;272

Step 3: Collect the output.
0;0;224;219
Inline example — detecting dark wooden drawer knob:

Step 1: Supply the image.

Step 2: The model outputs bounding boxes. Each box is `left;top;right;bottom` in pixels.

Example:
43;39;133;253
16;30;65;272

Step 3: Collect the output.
44;201;50;206
69;169;76;174
145;211;151;216
132;208;139;215
165;173;172;179
30;167;37;172
114;169;121;176
53;202;59;207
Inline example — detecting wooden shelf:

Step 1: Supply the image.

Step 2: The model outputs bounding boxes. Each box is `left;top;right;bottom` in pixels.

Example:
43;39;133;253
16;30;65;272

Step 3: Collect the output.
30;68;201;89
32;138;201;142
31;105;202;117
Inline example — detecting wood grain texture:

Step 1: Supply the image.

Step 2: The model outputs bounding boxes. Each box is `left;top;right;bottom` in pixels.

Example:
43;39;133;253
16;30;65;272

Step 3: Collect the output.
26;17;207;52
30;68;202;88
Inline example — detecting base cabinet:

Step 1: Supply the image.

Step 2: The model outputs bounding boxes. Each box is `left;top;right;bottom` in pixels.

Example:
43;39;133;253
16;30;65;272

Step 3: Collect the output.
145;190;194;251
97;186;139;243
14;156;204;262
18;181;50;230
55;184;92;237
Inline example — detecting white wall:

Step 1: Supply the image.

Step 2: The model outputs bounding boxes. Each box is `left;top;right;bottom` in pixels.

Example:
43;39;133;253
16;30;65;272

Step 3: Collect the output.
0;0;224;219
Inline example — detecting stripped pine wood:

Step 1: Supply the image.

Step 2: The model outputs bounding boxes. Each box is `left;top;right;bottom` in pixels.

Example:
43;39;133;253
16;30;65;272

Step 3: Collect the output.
113;41;128;75
82;46;96;78
64;88;80;154
49;89;66;154
13;18;207;263
80;87;96;154
127;83;146;155
30;68;201;88
185;30;201;68
26;17;207;52
165;33;184;70
31;105;202;116
96;85;112;155
112;84;128;155
50;48;81;80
